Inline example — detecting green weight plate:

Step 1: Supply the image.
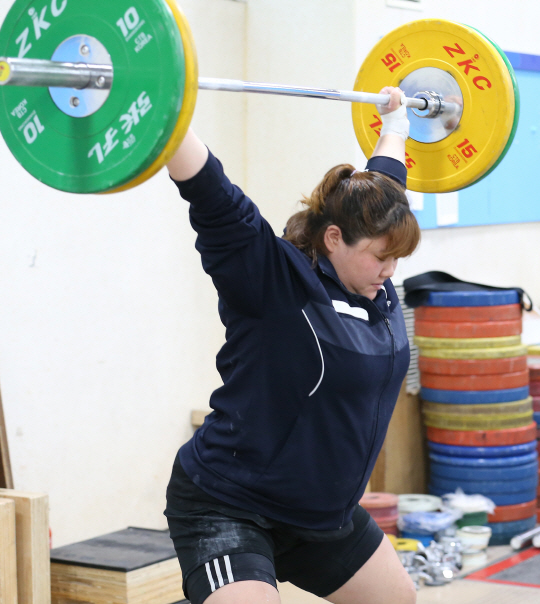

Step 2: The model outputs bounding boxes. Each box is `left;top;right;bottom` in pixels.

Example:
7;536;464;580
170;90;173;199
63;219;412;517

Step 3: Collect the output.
0;0;185;193
108;0;198;193
463;24;520;185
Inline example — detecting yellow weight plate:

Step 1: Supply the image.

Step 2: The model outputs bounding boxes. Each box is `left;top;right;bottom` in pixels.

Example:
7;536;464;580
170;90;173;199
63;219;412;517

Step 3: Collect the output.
423;411;533;431
414;335;521;349
423;398;532;417
107;0;198;193
352;19;515;193
394;538;420;552
418;345;527;360
0;60;11;82
386;534;397;547
527;345;540;356
462;25;520;185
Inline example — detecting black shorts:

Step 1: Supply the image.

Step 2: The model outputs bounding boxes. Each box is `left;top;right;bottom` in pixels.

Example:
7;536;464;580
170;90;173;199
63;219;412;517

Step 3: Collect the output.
165;458;384;604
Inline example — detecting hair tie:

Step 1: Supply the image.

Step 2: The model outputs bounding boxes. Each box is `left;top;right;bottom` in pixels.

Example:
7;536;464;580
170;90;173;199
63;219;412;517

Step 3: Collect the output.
350;169;358;177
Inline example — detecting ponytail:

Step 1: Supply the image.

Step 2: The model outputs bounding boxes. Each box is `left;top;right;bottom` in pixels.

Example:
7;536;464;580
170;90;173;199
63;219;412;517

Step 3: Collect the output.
283;165;420;261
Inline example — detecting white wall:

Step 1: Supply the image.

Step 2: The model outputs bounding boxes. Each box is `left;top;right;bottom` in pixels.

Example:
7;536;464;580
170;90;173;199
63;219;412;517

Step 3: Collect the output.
0;0;247;547
0;0;539;548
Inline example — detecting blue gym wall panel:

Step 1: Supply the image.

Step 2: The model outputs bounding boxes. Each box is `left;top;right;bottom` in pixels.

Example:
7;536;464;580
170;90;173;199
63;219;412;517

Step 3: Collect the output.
412;52;540;230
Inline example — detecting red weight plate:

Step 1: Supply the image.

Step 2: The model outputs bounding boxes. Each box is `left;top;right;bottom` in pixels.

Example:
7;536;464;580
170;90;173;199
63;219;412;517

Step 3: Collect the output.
533;397;540;412
377;515;399;528
419;356;527;376
415;305;522;323
530;383;540;396
528;364;540;380
414;319;522;338
383;526;399;536
530;382;540;397
420;370;529;391
366;506;399;522
488;500;538;523
426;422;538;446
359;492;399;509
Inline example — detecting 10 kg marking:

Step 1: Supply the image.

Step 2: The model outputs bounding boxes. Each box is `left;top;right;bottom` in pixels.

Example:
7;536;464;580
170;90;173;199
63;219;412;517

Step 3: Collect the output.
117;7;142;40
19;112;45;144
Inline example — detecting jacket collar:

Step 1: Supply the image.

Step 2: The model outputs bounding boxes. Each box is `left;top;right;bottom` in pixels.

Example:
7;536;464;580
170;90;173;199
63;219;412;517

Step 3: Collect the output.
316;254;398;313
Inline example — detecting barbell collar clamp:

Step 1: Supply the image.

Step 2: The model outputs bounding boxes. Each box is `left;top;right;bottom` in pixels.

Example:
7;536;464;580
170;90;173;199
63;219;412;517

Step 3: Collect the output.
412;90;462;120
413;91;442;118
0;57;113;90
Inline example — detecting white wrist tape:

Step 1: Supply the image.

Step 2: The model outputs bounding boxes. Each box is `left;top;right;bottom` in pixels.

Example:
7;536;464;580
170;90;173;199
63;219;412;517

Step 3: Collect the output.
379;94;409;141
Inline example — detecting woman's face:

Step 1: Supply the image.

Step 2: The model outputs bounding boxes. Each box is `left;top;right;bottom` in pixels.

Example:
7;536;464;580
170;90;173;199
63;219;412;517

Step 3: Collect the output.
324;227;398;299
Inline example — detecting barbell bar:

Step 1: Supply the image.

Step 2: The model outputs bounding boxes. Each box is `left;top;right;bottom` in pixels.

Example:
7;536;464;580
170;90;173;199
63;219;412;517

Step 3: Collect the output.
0;0;519;195
0;56;459;117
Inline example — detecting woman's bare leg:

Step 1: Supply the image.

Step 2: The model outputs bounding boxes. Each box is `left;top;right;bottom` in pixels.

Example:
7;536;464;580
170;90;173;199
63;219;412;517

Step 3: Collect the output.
205;579;281;604
324;536;416;604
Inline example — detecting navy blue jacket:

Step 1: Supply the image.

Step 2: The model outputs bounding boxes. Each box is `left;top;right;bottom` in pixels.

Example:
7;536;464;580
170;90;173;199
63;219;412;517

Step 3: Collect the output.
174;152;410;531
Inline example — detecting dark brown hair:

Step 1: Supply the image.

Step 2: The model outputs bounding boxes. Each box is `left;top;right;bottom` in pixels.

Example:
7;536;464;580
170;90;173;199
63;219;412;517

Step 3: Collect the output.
283;164;420;261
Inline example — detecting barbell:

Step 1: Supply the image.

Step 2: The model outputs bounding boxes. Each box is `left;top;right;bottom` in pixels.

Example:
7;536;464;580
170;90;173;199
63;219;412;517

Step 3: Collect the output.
0;0;519;194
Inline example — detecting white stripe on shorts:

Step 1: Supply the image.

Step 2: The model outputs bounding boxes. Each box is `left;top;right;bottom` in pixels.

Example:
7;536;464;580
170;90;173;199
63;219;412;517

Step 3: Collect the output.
214;558;225;588
224;555;235;584
205;562;216;592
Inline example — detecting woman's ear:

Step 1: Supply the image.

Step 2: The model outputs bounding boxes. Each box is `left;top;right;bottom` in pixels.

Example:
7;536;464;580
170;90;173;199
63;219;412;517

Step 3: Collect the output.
324;225;343;254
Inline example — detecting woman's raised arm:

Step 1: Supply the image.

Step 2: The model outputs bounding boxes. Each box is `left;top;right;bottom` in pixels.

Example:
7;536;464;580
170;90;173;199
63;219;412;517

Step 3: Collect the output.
371;86;408;165
167;127;209;181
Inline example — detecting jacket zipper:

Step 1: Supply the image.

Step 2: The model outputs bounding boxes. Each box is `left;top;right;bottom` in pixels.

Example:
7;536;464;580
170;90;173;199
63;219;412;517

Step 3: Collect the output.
340;304;396;526
317;261;398;526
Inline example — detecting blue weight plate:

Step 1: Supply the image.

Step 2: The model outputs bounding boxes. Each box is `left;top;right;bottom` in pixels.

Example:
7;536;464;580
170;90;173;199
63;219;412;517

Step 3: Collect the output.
429;451;538;467
421;386;529;404
424;290;520;307
429;485;537;506
430;460;538;481
427;440;538;457
429;474;538;494
401;531;435;547
489;533;519;546
488;515;537;536
534;411;540;423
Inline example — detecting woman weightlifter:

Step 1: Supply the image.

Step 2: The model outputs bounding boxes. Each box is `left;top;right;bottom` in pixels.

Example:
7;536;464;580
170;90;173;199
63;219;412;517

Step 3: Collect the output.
164;87;420;604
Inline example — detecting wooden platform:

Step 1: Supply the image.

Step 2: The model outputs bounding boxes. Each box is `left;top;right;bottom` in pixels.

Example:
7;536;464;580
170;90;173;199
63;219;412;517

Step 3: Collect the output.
50;527;184;604
0;489;50;604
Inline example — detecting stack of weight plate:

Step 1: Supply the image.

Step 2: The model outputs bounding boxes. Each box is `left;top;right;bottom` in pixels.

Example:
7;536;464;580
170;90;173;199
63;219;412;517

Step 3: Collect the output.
359;492;399;536
414;289;539;545
527;345;540;522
